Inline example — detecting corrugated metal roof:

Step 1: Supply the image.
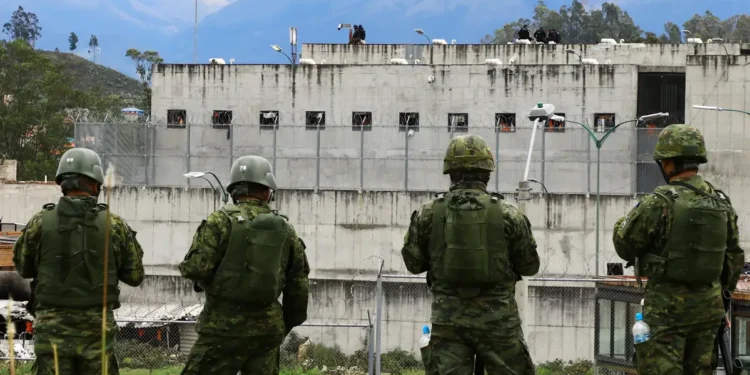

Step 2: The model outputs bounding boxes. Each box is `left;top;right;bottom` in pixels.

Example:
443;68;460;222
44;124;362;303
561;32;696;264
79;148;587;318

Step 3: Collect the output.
114;301;203;327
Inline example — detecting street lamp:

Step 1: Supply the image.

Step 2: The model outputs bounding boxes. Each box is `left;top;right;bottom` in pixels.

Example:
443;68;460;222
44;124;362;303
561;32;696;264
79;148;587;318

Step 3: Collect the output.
557;112;669;276
184;171;229;204
693;105;750;116
519;103;557;201
414;29;431;44
270;44;294;65
527;178;549;196
565;49;582;63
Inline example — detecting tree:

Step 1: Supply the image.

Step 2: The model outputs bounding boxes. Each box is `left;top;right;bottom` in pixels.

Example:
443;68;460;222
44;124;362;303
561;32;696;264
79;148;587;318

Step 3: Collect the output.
2;6;42;46
68;32;78;51
682;12;750;42
88;34;99;63
125;48;163;84
0;40;90;180
664;22;682;43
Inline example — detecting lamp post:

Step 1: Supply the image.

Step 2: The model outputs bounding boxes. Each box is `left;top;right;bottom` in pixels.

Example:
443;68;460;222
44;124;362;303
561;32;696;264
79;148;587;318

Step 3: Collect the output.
184;171;229;207
414;29;431;44
271;45;294;65
556;112;670;276
692;105;750;116
565;49;583;64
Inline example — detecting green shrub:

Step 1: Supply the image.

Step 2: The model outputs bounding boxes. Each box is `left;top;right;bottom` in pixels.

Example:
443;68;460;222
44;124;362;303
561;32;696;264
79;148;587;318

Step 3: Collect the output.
536;359;594;375
115;339;187;369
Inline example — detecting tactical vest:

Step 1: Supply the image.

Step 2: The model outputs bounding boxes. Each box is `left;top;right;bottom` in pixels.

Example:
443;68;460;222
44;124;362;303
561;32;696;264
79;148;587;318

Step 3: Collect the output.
208;203;291;305
36;197;119;309
640;182;731;286
429;190;515;290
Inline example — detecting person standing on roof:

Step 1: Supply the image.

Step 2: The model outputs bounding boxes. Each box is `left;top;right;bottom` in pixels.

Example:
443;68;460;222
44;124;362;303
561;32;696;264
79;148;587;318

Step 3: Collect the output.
517;25;530;40
13;147;145;375
179;155;310;375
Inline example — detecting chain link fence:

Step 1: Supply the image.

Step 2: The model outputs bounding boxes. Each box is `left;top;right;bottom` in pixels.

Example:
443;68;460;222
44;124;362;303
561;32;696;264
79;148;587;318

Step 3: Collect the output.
6;272;750;374
72;113;669;195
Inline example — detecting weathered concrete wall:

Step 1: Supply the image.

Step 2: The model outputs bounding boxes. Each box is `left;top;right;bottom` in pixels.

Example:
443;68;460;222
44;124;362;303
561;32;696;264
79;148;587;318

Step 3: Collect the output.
0;160;17;181
0;184;645;278
300;43;742;66
114;274;595;364
686;55;750;206
149;63;639;193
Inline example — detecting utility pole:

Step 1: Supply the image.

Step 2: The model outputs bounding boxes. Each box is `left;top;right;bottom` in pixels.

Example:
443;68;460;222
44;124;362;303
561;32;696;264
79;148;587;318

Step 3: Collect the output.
193;0;198;64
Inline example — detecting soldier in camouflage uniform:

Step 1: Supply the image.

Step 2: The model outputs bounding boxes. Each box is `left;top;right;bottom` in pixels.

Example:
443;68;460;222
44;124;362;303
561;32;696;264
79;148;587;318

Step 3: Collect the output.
613;124;745;374
401;134;540;375
12;148;145;375
179;155;310;375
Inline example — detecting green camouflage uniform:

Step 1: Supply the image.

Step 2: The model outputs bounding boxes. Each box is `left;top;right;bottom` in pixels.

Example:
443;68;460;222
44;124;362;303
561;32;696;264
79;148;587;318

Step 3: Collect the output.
613;125;745;375
179;156;310;375
402;135;540;375
13;199;145;375
13;148;145;375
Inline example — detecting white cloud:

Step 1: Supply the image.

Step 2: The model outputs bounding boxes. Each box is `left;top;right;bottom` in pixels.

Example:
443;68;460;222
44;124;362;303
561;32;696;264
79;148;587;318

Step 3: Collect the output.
127;0;238;23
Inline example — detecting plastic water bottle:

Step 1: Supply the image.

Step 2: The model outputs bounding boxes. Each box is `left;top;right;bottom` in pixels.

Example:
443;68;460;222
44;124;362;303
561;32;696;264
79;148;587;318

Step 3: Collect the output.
419;325;431;348
633;312;650;344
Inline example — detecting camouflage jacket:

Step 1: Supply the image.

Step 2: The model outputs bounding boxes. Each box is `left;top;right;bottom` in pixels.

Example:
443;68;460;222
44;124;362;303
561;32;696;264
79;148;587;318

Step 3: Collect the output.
179;199;310;337
613;175;745;327
12;196;145;336
401;181;540;329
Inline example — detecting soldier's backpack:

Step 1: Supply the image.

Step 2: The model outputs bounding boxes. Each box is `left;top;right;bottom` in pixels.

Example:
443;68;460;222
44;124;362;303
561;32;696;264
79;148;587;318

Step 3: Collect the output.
651;181;732;285
210;204;291;305
430;191;515;287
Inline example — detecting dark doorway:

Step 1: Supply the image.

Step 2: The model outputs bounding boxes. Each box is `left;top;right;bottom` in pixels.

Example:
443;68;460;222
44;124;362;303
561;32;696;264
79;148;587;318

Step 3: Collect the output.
636;73;685;193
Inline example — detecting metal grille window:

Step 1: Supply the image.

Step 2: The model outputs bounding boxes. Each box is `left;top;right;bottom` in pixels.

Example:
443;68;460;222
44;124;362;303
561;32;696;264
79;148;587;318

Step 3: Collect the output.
398;112;419;132
167;109;186;128
546;113;565;133
211;110;232;129
495;113;516;133
305;111;325;130
594;113;615;133
352;112;372;131
448;113;468;132
259;111;279;130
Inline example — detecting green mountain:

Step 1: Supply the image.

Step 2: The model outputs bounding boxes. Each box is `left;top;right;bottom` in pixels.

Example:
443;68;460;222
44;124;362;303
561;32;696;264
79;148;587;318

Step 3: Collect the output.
40;50;144;104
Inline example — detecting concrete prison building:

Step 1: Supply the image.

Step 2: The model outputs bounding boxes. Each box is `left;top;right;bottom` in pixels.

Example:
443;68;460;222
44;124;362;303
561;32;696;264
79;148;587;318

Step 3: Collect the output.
62;41;750;367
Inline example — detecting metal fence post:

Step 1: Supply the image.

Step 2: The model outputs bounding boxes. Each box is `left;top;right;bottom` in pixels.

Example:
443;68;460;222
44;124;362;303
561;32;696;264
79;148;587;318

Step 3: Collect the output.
404;126;409;191
375;260;384;375
495;126;500;192
272;122;277;174
360;124;365;191
541;124;546;185
367;310;375;375
316;123;321;191
186;122;192;187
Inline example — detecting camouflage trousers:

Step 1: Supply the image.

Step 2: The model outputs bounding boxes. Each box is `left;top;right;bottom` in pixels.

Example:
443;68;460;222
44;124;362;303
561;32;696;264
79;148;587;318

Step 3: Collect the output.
180;333;283;375
426;324;534;375
634;320;718;375
32;331;119;375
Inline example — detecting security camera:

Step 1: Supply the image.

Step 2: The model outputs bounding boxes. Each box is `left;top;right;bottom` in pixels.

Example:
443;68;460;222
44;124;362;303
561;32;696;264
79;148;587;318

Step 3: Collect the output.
427;75;435;83
337;24;342;30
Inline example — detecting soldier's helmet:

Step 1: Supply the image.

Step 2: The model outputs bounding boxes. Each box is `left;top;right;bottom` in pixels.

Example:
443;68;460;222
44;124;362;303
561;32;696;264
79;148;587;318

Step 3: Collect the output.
55;148;105;185
443;134;496;174
653;124;708;164
227;155;277;193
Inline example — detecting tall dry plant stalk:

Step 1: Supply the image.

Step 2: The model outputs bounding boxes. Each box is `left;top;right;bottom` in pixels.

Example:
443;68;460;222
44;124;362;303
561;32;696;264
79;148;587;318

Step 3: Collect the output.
52;342;59;375
7;298;15;375
101;163;115;375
